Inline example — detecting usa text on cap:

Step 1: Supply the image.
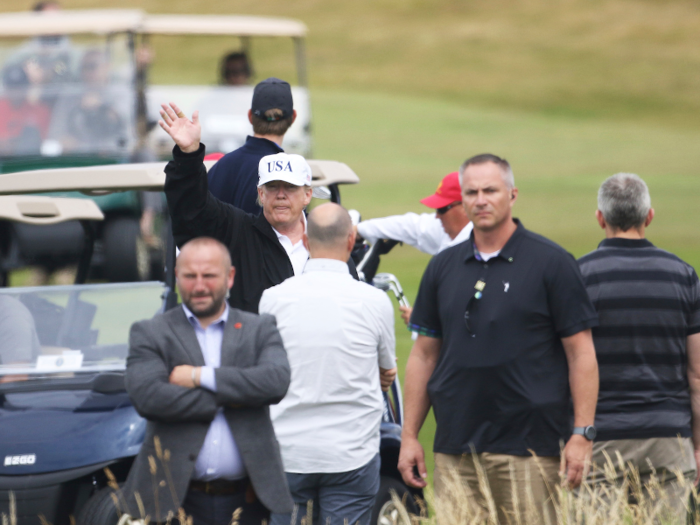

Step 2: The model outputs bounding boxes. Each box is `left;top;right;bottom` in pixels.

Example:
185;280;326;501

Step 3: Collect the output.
258;153;312;187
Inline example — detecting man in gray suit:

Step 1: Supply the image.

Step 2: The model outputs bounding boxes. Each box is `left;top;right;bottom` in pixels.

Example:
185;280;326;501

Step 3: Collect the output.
122;236;293;525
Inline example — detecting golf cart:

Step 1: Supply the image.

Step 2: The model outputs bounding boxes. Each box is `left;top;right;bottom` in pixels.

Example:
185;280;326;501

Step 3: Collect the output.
0;160;419;525
141;13;311;158
0;9;312;283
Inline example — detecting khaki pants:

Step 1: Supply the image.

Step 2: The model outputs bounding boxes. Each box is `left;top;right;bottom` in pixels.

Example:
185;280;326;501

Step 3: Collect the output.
589;437;697;519
434;452;560;524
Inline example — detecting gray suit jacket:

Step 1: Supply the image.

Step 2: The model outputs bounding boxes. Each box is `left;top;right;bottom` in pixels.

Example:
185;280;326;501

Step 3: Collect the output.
121;306;293;519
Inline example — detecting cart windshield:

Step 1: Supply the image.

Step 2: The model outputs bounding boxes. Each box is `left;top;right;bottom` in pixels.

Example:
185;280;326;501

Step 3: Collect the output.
0;281;165;383
0;34;137;162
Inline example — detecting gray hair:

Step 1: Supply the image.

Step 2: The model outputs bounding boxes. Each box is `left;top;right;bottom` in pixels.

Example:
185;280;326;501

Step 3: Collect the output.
459;153;515;190
597;173;651;231
307;203;352;248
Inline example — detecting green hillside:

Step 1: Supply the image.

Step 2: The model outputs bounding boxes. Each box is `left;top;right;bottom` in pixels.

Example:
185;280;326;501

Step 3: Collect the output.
24;0;700;128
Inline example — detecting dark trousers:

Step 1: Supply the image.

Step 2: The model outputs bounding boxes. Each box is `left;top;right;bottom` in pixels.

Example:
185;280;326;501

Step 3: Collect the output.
182;488;269;525
269;454;380;525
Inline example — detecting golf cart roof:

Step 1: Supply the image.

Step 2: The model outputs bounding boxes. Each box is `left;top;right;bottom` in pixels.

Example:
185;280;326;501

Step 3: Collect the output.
0;195;104;225
142;14;307;38
0;10;306;39
0;10;144;37
0;160;359;195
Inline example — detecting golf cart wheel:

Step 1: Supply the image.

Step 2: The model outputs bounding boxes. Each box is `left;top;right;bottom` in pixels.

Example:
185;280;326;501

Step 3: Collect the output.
103;218;150;282
371;476;419;525
76;486;121;525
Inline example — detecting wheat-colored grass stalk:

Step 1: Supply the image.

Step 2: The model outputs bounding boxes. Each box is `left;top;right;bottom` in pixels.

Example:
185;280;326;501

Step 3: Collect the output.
4;451;698;525
398;455;698;525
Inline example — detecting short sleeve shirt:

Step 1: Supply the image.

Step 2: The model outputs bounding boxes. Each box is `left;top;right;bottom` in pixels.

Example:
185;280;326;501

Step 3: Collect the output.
410;219;598;456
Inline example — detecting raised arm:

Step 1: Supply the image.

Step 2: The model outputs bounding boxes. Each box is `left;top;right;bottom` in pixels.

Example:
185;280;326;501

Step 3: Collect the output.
126;321;218;423
356;212;446;256
159;102;201;154
213;314;291;407
159;102;251;248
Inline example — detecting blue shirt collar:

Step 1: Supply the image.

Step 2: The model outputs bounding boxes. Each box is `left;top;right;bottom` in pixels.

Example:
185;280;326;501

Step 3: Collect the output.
597;237;654;249
182;302;230;329
244;135;284;153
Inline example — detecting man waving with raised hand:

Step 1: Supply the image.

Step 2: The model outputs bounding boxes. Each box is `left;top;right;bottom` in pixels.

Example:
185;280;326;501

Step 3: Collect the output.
158;102;357;313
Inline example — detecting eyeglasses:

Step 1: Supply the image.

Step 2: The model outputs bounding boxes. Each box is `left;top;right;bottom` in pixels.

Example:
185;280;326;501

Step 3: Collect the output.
436;201;461;215
464;279;485;336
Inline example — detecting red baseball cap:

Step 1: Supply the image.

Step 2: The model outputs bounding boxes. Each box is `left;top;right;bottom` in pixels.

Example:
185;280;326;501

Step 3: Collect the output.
419;172;461;209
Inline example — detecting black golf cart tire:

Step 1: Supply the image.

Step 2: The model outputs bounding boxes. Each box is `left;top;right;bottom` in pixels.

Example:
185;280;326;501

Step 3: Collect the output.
76;486;121;525
371;476;419;525
103;217;150;282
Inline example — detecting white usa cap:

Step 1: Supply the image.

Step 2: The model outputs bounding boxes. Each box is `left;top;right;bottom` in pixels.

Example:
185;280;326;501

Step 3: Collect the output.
257;153;313;187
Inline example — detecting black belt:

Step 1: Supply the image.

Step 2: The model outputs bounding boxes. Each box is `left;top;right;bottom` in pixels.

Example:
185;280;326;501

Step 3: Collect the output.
189;478;249;495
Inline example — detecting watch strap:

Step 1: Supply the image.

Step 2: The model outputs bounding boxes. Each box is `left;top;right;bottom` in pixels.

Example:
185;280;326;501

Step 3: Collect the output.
572;425;596;440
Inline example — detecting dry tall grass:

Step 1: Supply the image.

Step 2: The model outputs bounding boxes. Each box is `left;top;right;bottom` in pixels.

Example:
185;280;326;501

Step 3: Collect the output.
2;451;698;525
384;452;699;525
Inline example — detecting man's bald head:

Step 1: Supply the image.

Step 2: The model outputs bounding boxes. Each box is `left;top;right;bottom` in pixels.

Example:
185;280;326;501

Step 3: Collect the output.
305;203;355;260
177;237;232;270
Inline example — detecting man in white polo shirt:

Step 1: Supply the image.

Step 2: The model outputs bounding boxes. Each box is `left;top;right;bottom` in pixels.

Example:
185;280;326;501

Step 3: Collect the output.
259;203;397;525
355;171;472;324
356;171;472;256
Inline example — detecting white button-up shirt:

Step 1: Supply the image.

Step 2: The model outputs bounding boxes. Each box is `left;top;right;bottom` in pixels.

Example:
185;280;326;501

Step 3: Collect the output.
259;258;397;474
357;212;473;255
182;304;246;481
272;213;309;276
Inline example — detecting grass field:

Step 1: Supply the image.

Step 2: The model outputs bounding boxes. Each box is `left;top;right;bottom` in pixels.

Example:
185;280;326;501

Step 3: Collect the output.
6;0;700;488
22;0;700;129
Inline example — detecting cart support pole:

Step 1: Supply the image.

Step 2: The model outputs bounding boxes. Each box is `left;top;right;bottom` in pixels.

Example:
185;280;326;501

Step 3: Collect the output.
294;37;308;87
75;220;95;285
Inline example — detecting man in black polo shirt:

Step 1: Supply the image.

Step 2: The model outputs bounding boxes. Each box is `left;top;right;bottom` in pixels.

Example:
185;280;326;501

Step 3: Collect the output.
207;77;296;215
398;154;600;523
578;173;700;517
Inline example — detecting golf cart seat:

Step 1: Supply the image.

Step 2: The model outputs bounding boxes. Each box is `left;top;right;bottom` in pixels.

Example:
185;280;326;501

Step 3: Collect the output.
0;195;103;225
0;159;359;195
0;196;104;287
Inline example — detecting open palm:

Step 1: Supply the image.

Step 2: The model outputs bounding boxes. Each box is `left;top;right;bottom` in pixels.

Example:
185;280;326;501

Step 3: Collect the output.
159;102;201;153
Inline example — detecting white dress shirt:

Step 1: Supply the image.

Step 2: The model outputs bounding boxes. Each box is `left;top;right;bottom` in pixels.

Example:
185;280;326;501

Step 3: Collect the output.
259;258;397;474
182;304;246;481
272;213;309;276
357;212;473;255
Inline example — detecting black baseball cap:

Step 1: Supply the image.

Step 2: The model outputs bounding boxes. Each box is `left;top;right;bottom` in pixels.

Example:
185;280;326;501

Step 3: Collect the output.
251;77;293;121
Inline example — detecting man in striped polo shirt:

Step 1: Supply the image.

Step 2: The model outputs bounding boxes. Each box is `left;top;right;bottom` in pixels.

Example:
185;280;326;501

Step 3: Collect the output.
578;172;700;515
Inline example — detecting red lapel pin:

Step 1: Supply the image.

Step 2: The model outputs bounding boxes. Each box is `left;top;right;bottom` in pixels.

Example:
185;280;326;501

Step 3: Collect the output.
234;322;242;329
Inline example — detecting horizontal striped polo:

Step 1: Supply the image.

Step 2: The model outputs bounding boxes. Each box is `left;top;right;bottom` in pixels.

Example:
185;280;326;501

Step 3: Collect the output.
578;238;700;441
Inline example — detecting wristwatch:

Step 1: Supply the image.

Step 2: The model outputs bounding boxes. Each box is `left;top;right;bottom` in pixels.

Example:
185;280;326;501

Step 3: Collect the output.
572;425;597;441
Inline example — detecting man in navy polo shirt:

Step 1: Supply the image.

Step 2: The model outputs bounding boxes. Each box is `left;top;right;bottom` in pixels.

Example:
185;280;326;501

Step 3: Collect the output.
207;77;297;215
397;154;600;523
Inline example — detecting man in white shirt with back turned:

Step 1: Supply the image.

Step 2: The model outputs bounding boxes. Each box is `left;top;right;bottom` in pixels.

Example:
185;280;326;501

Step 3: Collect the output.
355;171;472;324
356;171;472;256
260;202;397;525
